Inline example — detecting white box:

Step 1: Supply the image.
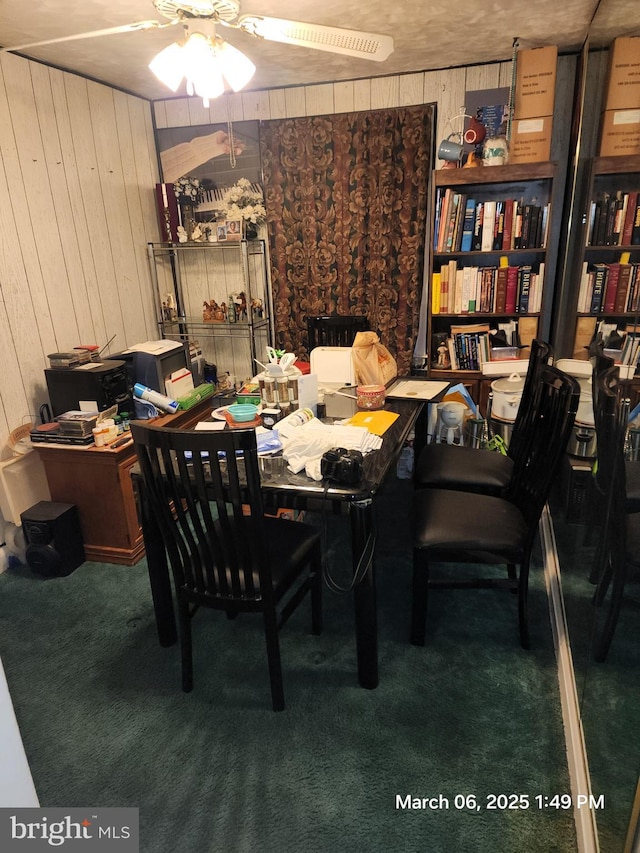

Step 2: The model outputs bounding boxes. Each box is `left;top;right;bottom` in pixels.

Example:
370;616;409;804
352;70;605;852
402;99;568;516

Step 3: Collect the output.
164;368;194;400
296;373;318;416
310;346;355;390
0;453;51;527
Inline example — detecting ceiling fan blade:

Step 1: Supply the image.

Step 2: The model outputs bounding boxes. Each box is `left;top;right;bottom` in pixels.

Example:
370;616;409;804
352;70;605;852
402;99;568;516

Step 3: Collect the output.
238;16;394;62
0;20;171;54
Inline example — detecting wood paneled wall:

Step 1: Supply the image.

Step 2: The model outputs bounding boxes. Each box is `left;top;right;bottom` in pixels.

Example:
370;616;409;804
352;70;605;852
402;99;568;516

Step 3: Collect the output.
0;53;161;456
0;52;576;466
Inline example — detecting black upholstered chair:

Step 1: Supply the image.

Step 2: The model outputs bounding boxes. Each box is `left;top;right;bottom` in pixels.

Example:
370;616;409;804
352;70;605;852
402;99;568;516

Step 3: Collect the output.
131;423;323;711
414;339;553;495
307;314;369;351
589;367;640;661
410;363;579;649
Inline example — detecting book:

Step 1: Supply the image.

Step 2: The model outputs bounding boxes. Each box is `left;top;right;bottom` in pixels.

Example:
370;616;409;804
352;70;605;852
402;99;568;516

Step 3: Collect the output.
431;271;441;315
481;200;496;251
615;263;633;313
460;199;476;252
505;266;519;314
632;196;640;244
517;265;533;313
502;199;515;250
494;266;509;313
622;191;638;245
472;202;484;251
603;262;621;313
589;263;609;313
492;201;505;250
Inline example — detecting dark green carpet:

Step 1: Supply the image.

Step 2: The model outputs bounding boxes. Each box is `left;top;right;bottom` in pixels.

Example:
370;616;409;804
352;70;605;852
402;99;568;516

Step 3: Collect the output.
0;478;576;852
550;494;640;853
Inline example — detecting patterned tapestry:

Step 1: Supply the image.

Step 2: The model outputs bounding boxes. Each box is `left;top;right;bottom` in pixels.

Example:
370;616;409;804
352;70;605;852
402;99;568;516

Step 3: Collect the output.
259;105;434;374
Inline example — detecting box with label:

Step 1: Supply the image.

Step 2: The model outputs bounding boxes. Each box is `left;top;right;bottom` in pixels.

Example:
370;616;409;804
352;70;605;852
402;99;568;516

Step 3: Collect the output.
509;116;553;163
604;36;640;111
599;108;640;157
514;45;558;119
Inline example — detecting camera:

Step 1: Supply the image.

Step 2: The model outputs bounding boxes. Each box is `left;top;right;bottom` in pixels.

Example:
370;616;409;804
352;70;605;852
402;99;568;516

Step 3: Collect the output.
320;447;364;484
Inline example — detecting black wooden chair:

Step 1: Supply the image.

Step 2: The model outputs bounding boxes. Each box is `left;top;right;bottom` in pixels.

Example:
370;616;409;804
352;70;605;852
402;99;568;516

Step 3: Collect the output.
410;363;579;649
131;423;323;711
414;339;553;495
589;366;640;661
307;314;369;351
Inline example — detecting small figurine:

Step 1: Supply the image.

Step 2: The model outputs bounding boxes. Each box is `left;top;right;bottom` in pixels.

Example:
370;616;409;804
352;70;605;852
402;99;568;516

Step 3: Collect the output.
251;297;263;318
177;225;188;243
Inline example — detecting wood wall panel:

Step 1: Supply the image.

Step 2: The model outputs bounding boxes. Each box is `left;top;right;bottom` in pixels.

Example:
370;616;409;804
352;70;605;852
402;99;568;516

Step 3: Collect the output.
0;53;159;478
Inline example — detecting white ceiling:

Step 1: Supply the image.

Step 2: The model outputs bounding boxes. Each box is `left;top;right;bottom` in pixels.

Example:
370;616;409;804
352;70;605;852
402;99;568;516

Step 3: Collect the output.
0;0;638;102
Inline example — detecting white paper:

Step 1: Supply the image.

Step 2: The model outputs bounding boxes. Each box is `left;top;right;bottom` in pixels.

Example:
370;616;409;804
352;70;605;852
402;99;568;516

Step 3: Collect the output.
386;380;450;401
194;421;226;431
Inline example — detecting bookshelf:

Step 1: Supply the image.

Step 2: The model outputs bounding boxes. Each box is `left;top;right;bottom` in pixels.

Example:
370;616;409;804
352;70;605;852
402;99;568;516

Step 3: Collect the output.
427;163;556;411
571;155;640;377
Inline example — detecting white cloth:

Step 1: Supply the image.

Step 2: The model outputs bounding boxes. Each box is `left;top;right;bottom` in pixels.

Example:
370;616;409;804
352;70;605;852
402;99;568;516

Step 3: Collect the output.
281;418;382;476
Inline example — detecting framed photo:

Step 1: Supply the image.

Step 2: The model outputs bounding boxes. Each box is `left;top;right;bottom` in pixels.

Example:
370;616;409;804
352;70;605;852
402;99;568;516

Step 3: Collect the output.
217;223;227;242
225;219;242;241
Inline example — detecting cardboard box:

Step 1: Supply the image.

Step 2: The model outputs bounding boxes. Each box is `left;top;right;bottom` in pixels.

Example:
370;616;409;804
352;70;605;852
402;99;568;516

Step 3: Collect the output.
509;116;553;163
599;108;640;157
604;36;640;111
514;45;558;119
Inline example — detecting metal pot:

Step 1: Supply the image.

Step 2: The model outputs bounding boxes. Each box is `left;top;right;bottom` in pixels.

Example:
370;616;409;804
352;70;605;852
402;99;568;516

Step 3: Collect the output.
490;373;525;422
567;425;597;459
489;415;515;447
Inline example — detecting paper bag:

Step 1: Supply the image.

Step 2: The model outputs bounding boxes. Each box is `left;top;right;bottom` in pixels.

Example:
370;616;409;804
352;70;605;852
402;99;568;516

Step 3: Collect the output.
352;332;398;386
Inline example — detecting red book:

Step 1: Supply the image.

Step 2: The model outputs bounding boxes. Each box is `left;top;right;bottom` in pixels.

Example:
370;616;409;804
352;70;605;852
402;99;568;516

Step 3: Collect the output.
622;191;638;246
505;266;519;314
495;266;509;313
603;263;621;313
502;199;514;250
615;264;633;313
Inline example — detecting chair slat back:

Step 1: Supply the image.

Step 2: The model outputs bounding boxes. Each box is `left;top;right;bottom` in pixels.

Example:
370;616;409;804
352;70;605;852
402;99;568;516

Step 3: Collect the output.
593;367;628;543
505;363;580;534
307;315;369;350
132;424;271;605
507;339;553;461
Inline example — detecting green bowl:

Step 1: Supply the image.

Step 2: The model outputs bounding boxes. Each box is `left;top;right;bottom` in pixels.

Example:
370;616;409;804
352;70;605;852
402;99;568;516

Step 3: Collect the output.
227;403;259;423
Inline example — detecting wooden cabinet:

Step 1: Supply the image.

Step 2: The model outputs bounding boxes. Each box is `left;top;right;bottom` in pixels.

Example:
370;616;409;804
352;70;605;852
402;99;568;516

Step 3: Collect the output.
34;399;214;566
148;239;272;387
426;163;556;413
570;155;640;373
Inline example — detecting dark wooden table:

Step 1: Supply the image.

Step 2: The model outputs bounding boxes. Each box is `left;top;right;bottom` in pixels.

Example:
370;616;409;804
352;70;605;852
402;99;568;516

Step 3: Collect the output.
133;395;429;689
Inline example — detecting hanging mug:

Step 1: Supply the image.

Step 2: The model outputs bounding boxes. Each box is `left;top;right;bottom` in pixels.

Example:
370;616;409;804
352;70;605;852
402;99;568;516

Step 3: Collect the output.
464;115;487;145
437;134;464;163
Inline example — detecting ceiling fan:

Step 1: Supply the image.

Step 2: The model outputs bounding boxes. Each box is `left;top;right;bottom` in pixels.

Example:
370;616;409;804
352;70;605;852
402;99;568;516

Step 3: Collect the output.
0;1;394;103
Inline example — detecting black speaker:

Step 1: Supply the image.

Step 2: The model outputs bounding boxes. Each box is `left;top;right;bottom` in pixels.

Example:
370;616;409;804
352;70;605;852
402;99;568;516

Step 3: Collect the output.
20;501;86;577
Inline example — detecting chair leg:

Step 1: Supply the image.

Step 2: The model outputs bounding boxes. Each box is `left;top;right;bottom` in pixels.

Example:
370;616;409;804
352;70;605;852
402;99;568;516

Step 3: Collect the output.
178;597;194;693
410;548;430;646
263;609;285;712
517;557;531;650
310;543;323;636
593;557;627;662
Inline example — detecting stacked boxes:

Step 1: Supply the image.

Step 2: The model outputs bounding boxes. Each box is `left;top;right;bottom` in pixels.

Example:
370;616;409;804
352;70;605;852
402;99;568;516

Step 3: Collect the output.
599;36;640;157
510;45;557;164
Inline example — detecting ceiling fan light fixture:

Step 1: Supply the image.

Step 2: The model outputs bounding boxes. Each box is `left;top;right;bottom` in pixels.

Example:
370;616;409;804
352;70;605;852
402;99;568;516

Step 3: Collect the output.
149;28;254;104
216;39;256;92
148;41;185;91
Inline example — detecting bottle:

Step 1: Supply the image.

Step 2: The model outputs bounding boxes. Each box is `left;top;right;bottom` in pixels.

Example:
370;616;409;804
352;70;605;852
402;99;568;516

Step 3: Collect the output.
133;383;179;414
120;412;130;431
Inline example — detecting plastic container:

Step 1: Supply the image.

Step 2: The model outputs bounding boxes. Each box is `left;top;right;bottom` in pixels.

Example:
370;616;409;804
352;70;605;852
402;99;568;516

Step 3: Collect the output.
357;384;386;410
490;346;519;361
226;403;259;423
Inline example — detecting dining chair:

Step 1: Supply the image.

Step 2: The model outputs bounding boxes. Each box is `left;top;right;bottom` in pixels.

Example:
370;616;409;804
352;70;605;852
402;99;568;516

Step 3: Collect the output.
588;366;640;662
410;363;579;649
307;314;370;351
413;339;553;495
131;422;323;711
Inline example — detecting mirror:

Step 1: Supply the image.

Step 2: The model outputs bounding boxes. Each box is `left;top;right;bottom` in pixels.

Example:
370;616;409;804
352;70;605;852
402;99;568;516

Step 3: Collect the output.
553;2;640;849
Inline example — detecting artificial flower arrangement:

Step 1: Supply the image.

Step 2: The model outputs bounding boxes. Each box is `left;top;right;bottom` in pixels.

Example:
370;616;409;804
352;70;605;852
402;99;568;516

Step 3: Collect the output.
173;176;204;205
219;178;266;225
